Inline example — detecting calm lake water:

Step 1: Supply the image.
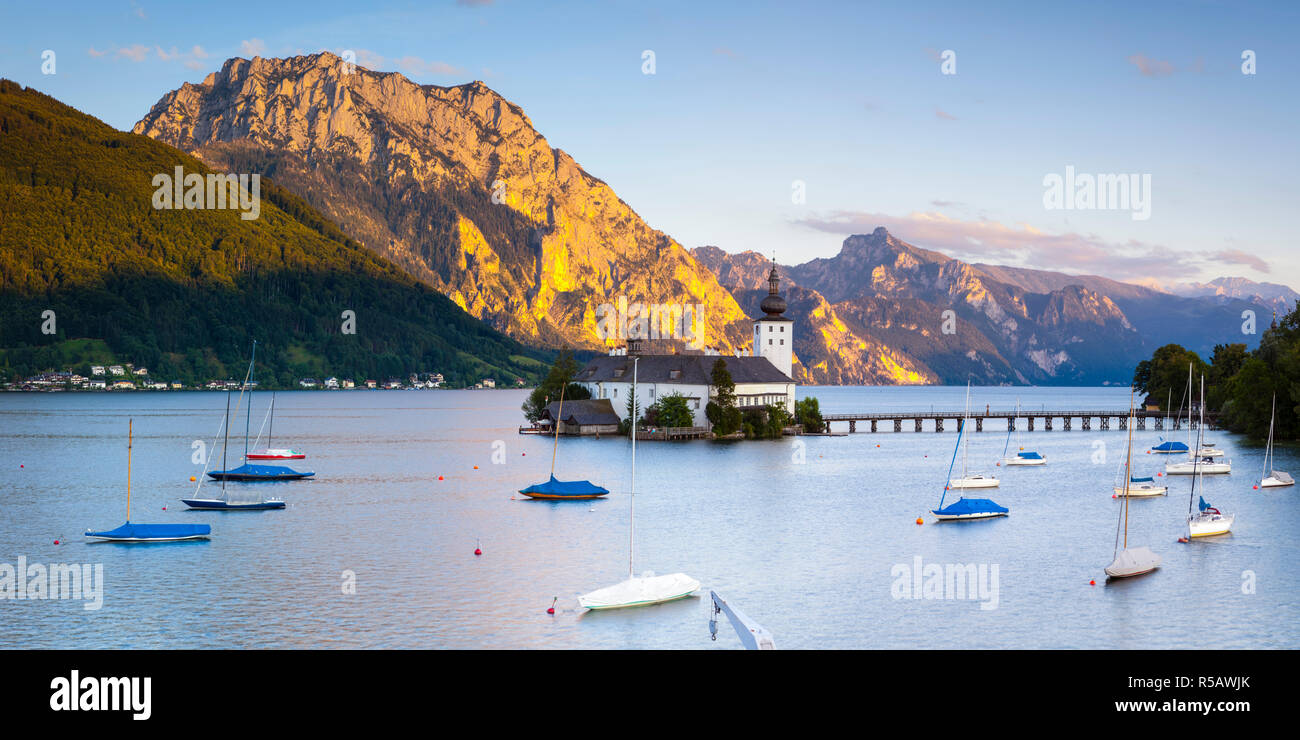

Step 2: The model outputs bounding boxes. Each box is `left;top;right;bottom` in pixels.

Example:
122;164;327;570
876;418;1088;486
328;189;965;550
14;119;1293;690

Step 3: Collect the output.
1;386;1296;649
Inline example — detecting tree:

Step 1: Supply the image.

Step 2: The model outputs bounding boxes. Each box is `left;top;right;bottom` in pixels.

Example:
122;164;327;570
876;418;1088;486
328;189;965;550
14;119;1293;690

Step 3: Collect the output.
1131;344;1207;411
521;349;591;422
705;358;741;436
795;396;823;433
645;391;694;428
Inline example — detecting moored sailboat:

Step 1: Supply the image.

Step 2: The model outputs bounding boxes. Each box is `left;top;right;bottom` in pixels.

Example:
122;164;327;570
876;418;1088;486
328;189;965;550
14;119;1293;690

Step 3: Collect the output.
519;382;609;500
1105;391;1160;578
578;356;699;609
182;390;287;510
207;342;314;483
86;420;212;542
999;399;1045;466
1183;375;1233;538
1259;394;1293;488
933;384;1008;521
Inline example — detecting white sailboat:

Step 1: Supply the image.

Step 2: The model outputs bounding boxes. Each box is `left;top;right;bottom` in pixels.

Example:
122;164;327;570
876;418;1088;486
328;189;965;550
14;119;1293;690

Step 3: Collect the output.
949;384;999;488
999;399;1045;466
1185;375;1234;538
1105;390;1161;578
1259;394;1293;488
1165;363;1230;475
578;356;700;610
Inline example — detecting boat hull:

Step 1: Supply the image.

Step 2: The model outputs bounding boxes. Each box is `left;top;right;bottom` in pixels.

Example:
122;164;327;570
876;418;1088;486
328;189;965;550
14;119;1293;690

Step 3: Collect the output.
1113;485;1167;497
931;510;1008;521
1002;458;1045;466
1260;474;1294;488
1188;513;1234;537
579;573;701;610
84;522;211;542
1164;462;1231;475
1104;546;1161;578
180;498;285;510
948;477;1000;488
517;490;608;500
246;454;306;460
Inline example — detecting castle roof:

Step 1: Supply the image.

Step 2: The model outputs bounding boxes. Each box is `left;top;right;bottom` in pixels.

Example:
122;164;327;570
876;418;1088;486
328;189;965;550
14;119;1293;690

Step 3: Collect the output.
577;354;793;385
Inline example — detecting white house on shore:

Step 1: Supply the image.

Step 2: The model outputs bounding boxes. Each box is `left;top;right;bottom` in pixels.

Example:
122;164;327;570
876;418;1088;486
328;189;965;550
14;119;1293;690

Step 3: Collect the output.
575;262;796;428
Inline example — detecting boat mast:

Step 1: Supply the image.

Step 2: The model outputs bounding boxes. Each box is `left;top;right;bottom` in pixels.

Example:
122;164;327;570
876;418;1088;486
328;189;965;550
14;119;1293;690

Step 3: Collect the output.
1187;375;1205;528
268;392;275;449
244;340;257;460
629;356;638;580
1122;388;1134;549
1265;394;1276;478
961;382;970;479
127;418;133;522
221;390;231;495
549;381;566;478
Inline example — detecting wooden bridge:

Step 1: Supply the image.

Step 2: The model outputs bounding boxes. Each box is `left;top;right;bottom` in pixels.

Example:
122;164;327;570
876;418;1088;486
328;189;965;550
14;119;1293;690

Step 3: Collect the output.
820;409;1217;434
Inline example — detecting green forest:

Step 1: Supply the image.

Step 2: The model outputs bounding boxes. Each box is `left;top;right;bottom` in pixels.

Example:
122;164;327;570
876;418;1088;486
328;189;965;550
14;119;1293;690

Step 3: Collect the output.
0;80;551;387
1133;300;1300;441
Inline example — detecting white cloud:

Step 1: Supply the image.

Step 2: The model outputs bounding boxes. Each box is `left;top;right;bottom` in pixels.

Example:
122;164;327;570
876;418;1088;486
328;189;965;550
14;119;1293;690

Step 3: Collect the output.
87;46;109;58
240;38;266;57
117;44;150;62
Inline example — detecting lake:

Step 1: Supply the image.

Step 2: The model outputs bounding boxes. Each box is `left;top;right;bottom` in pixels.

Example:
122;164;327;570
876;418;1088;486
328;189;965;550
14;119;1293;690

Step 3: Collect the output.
1;386;1296;649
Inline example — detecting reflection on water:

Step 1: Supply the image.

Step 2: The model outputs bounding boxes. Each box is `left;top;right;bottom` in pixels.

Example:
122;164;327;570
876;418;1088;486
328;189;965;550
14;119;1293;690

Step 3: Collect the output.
0;387;1296;649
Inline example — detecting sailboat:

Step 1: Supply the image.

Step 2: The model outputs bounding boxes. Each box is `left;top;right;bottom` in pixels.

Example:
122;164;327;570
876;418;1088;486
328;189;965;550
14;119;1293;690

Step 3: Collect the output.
519;382;609;500
1259;394;1293;488
1165;363;1230;475
947;384;999;488
999;399;1045;466
1184;375;1233;538
932;384;1008;521
86;420;211;542
1104;391;1160;578
181;390;286;510
246;394;306;460
578;356;700;609
208;341;314;482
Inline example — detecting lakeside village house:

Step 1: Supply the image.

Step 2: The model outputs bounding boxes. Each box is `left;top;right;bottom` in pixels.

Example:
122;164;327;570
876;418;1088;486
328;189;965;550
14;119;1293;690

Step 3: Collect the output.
557;262;796;434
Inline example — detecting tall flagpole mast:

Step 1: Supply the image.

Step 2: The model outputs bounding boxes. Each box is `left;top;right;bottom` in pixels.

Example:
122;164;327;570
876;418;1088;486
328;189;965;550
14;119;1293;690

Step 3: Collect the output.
630;356;638;580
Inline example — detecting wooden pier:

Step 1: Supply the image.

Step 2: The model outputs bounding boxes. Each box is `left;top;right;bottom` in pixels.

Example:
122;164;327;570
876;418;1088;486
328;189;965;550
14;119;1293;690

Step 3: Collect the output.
819;409;1217;434
635;426;711;440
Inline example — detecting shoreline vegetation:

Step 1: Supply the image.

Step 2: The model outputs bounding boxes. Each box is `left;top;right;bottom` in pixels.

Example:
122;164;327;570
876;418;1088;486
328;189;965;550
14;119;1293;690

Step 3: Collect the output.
1132;301;1299;442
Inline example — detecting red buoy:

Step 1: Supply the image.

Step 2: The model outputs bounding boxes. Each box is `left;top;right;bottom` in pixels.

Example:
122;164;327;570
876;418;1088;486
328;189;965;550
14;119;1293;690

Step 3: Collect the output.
474;539;482;556
547;596;557;615
1177;537;1189;543
1253;485;1259;490
53;539;60;545
438;475;444;481
1089;580;1095;586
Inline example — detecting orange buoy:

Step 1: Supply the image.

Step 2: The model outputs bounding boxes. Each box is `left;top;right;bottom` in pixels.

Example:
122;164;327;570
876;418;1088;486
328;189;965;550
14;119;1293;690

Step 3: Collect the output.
189;476;196;481
473;465;479;469
438;475;444;481
915;517;923;525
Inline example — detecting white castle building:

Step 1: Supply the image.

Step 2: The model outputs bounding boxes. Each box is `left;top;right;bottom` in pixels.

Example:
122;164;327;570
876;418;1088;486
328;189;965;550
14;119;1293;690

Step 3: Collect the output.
575;262;796;427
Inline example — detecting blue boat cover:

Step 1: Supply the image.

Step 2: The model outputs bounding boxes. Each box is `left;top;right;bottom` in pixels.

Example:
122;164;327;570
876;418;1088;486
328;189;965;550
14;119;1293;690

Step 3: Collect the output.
1131;476;1155;483
1152;440;1188;452
519;475;610;497
209;463;312;479
86;522;210;540
1198;495;1212;512
932;498;1009;516
1017;451;1043;460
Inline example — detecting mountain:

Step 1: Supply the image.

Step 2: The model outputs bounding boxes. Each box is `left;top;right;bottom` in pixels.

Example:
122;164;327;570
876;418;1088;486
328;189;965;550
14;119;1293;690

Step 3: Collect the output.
1166;277;1299;311
133;52;751;353
0;79;549;386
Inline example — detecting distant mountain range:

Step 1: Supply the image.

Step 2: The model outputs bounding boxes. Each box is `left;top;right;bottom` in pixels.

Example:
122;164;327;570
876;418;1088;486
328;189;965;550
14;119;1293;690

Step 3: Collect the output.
9;53;1291;388
0;79;548;386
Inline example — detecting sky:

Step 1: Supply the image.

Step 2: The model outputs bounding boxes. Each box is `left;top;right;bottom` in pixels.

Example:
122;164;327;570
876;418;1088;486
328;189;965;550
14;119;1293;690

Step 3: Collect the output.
2;0;1297;288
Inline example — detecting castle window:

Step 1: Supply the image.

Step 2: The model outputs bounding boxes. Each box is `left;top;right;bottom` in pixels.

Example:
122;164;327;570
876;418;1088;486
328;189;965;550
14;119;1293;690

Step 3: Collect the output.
780;339;784;345
769;339;773;345
780;326;785;332
669;369;681;379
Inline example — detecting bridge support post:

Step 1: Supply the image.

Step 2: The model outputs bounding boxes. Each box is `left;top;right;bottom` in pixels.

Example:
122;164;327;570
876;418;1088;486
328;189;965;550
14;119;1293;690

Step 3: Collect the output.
894;419;902;433
1119;416;1128;431
1063;417;1071;431
976;418;983;432
1044;416;1053;431
849;420;856;433
1137;417;1146;430
1154;417;1163;430
1027;417;1035;431
1100;417;1109;430
1081;417;1091;430
915;418;923;433
871;419;877;433
936;418;944;433
1007;417;1015;432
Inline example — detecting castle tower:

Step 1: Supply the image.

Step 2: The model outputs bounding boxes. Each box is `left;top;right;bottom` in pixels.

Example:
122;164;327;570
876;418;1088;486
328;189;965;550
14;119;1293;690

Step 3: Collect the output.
753;261;793;378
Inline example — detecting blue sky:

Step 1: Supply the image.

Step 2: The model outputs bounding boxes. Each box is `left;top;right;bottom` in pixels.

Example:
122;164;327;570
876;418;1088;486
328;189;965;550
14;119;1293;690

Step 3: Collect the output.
2;0;1297;287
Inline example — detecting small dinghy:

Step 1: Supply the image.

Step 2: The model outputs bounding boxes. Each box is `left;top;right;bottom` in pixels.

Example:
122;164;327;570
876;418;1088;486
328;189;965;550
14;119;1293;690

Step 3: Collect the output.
1002;450;1045;466
932;497;1009;521
185;386;287;509
246;448;306;460
948;474;1001;488
999;400;1045;466
86;420;211;543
